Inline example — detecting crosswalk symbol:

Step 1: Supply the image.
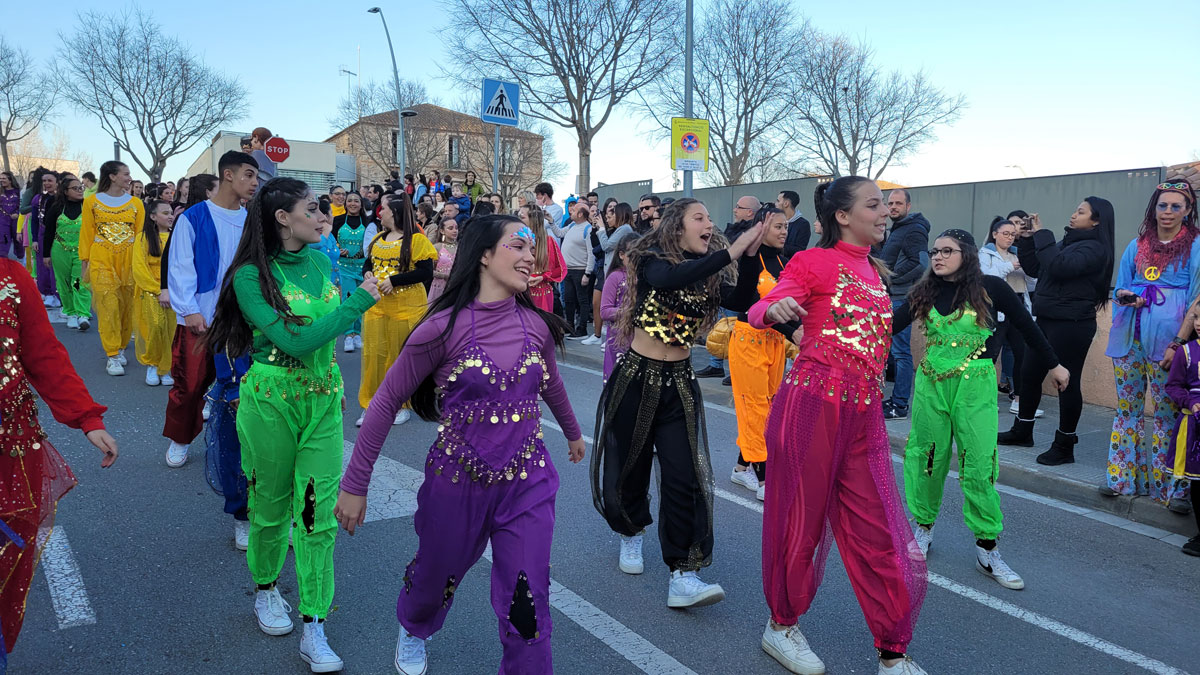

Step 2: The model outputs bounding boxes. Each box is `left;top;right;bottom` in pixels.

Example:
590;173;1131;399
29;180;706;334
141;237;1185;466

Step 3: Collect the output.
486;87;516;120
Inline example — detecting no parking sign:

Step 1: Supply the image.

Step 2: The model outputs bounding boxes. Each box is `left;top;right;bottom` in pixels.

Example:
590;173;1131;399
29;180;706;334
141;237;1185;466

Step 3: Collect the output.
671;117;709;172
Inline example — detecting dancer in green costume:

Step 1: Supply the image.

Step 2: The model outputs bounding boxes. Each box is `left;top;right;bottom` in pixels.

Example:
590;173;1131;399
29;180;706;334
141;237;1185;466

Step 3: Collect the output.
41;175;92;327
893;229;1068;592
206;177;380;673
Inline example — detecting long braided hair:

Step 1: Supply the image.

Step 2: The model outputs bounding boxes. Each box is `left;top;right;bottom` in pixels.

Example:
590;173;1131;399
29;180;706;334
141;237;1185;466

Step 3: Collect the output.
205;177;313;357
1134;182;1198;275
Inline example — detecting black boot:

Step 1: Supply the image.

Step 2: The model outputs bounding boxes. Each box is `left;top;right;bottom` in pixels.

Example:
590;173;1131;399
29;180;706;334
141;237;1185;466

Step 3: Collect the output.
1036;430;1077;466
997;418;1035;447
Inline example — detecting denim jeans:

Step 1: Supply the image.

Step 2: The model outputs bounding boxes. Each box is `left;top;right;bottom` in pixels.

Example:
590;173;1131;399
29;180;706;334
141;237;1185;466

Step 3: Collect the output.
889;297;913;408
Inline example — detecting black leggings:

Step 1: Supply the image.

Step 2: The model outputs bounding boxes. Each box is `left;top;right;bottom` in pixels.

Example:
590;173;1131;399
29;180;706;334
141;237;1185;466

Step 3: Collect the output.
1193;485;1200;532
1018;317;1096;433
994;317;1027;393
737;452;766;481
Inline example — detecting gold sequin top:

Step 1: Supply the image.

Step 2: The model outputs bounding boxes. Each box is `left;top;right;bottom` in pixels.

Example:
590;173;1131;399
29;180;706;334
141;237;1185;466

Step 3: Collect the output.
79;193;145;261
632;248;731;348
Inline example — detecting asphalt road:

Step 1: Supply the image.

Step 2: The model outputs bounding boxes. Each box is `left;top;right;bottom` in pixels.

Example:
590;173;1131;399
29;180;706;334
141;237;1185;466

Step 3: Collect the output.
10;322;1200;674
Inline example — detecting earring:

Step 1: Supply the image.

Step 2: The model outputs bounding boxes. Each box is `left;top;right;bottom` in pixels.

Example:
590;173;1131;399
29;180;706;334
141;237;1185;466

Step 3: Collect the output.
280;224;293;241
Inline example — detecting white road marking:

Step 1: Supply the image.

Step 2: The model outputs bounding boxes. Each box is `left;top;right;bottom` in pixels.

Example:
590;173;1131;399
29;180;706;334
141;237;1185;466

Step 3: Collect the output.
40;527;97;628
342;441;698;675
540;419;1187;675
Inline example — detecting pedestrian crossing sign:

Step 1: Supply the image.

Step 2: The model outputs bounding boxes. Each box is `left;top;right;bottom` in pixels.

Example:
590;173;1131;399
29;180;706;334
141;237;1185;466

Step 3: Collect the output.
481;78;520;127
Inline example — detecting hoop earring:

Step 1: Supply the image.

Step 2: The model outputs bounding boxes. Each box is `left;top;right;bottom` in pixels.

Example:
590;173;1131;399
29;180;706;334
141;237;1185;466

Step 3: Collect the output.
280;225;293;241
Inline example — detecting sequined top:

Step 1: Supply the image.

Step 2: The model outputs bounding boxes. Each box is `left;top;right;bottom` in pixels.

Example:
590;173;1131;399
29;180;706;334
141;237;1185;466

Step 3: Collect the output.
632;247;732;348
0;259;106;462
342;296;581;495
79;193;145;261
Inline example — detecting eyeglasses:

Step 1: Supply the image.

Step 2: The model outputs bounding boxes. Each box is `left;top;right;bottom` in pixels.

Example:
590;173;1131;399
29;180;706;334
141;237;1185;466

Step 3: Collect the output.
1157;202;1187;213
1158;182;1189;191
928;247;962;259
640;205;655;210
734;205;753;211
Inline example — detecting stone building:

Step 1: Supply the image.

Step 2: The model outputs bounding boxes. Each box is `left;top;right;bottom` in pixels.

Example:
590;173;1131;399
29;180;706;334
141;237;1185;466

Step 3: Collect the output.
326;103;544;200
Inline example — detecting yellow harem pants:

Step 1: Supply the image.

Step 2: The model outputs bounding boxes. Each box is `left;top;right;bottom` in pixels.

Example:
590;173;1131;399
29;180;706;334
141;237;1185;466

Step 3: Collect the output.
358;284;427;410
135;289;176;374
87;243;135;357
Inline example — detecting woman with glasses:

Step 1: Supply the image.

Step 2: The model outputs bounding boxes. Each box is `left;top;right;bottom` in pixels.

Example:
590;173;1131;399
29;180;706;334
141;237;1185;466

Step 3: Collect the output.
41;176;92;330
981;217;1037;415
1104;182;1199;512
897;229;1066;591
998;198;1116;469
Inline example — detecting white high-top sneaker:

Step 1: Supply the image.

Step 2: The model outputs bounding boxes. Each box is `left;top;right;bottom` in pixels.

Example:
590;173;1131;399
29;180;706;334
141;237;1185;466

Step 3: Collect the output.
106;357;125;376
117;349;128;366
730;466;759;491
66;315;79;329
666;570;725;608
913;525;933;558
394;409;411;425
253;586;294;636
202;400;212;421
761;620;826;674
234;520;250;551
879;656;929;675
165;441;189;468
145;366;161;386
619;534;644;574
976;545;1025;590
299;620;343;672
353;334;363;349
355;411;366;427
394;626;428;675
160;372;175;386
344;336;355;353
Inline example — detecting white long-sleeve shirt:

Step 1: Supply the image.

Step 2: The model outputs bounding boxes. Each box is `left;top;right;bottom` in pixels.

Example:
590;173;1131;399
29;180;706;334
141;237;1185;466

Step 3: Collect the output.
168;200;248;324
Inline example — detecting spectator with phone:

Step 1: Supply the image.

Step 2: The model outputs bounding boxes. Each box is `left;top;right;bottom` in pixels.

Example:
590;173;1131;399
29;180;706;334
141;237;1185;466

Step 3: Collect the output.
982;216;1040;417
998;200;1115;470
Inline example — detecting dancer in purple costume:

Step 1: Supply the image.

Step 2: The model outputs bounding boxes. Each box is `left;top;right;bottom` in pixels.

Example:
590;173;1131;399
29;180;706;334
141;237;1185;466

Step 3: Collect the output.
337;214;585;675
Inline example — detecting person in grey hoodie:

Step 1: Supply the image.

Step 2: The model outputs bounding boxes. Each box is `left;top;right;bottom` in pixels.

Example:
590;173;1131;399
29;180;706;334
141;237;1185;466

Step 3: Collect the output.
880;188;930;419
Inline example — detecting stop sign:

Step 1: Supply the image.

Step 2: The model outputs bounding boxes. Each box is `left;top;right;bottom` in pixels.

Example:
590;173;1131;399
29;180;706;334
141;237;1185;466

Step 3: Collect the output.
263;136;290;163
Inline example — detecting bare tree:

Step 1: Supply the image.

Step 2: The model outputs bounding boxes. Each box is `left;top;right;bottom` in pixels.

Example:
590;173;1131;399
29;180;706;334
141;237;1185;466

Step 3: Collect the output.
446;0;679;193
8;128;93;179
637;0;806;186
785;32;965;179
55;11;248;181
0;37;58;174
447;94;567;201
329;80;443;181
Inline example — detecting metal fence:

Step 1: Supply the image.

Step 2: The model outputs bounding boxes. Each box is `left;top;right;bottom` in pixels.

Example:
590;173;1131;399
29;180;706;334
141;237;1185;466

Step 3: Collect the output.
596;167;1168;283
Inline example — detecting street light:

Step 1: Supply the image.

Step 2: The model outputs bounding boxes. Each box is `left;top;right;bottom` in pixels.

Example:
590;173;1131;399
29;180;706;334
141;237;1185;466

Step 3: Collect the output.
368;7;410;173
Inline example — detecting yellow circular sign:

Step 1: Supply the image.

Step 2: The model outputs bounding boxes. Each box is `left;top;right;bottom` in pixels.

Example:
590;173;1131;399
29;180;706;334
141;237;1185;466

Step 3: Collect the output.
1144;266;1161;281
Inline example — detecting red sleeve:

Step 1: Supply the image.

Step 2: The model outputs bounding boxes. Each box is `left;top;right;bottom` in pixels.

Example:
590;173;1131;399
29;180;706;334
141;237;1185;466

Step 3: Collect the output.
748;251;814;329
10;260;106;432
546;238;567;283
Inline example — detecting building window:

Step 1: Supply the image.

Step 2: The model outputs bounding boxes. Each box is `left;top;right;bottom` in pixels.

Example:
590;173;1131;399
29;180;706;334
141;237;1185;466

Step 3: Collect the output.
448;136;462;169
500;140;515;175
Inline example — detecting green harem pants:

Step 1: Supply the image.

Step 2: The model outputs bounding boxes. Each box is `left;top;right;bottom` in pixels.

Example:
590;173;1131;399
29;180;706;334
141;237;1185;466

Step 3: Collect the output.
902;359;1003;541
237;362;344;618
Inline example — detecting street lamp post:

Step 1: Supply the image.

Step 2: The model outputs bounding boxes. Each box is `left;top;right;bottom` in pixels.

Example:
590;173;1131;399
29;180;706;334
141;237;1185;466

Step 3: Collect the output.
683;0;694;197
368;7;409;173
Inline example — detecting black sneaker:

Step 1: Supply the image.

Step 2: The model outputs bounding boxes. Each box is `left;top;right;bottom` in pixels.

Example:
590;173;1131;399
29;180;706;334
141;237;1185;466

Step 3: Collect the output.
566;331;589;340
883;404;909;420
694;366;724;378
722;375;732;386
1182;536;1200;557
1168;497;1193;515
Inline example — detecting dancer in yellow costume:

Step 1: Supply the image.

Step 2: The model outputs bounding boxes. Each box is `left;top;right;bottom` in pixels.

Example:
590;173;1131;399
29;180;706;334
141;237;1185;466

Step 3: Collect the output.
133;198;177;386
356;193;437;426
80;161;144;375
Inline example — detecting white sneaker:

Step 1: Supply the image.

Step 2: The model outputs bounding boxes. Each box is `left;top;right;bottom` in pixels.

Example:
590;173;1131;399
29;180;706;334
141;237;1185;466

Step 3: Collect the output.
761;620;826;675
160;373;175;386
354;335;363;349
976;545;1024;590
666;570;725;608
106;357;125;376
299;621;343;672
355;411;365;427
77;317;90;331
756;483;766;502
254;586;294;636
879;656;929;675
344;336;355;353
165;441;189;468
145;366;160;386
619;534;644;575
202;400;212;421
66;315;79;329
394;627;428;675
394;409;410;425
117;349;128;366
913;525;933;558
730;467;759;491
580;334;601;345
1008;400;1044;417
234;520;250;551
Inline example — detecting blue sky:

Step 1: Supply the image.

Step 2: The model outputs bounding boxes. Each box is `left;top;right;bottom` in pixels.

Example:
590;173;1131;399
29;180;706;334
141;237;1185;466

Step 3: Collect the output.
10;0;1200;190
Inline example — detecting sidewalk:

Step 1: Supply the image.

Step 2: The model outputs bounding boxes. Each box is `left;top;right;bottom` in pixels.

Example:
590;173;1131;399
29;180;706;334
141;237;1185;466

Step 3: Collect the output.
558;340;1196;538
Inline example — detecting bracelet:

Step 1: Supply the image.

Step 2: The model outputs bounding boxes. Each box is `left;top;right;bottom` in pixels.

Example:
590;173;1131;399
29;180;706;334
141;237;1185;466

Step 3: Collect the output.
1172;337;1187;346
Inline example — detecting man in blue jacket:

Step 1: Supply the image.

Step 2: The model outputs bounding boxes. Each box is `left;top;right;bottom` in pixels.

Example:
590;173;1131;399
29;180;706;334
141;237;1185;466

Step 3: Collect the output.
880;188;931;420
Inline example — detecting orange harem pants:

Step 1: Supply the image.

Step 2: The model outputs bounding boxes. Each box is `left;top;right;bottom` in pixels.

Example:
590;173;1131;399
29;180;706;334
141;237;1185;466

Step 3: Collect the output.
729;321;787;467
762;361;926;653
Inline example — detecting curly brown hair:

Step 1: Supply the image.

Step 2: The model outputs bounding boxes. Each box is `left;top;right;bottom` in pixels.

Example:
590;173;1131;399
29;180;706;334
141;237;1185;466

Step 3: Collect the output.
906;229;993;330
615;197;734;339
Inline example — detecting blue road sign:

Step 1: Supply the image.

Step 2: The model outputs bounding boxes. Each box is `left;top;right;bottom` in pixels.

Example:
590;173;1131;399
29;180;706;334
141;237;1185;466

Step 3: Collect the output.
481;78;520;127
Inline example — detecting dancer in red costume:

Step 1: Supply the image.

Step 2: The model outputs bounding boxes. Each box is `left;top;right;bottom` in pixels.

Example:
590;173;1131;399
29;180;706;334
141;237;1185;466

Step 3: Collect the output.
749;177;928;675
0;258;118;667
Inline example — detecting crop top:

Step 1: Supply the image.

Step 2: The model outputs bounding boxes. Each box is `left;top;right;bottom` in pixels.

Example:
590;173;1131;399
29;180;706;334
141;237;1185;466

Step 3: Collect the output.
632;248;731;348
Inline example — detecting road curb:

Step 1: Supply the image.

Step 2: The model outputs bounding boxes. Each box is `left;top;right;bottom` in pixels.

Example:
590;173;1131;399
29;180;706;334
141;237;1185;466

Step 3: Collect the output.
559;344;1195;538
